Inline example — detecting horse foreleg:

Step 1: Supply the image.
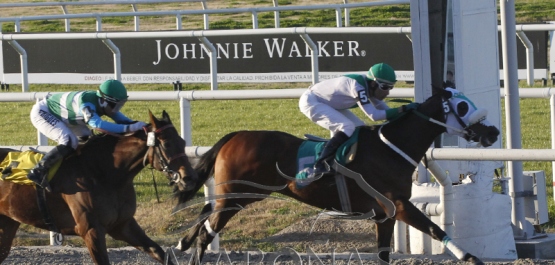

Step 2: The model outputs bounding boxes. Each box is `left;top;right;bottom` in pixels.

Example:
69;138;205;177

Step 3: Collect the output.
394;199;484;265
188;201;245;264
79;225;110;265
176;203;213;252
0;215;20;262
108;218;171;265
374;218;395;264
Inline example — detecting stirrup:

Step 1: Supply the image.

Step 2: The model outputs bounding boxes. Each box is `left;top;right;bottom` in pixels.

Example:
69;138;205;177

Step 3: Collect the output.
312;161;335;179
28;169;52;192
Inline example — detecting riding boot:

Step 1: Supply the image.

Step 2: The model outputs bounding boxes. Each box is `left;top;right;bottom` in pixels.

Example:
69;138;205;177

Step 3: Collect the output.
27;144;74;192
312;131;349;179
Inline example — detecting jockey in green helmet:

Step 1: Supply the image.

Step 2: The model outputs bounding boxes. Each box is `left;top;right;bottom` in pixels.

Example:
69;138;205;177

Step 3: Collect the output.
28;79;146;192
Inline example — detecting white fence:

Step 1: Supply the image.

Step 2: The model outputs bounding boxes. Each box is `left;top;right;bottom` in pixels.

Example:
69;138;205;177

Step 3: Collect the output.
0;1;408;32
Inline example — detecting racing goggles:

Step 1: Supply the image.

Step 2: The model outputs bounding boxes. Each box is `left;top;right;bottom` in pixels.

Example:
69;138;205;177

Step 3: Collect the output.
99;91;127;112
369;69;394;91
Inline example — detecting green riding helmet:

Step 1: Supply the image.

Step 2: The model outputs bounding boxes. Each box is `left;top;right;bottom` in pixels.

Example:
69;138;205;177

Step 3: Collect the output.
97;79;128;114
97;79;128;103
367;63;397;85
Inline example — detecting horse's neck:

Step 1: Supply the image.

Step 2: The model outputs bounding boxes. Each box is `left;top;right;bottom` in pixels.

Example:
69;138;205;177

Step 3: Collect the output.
381;114;445;161
83;136;148;179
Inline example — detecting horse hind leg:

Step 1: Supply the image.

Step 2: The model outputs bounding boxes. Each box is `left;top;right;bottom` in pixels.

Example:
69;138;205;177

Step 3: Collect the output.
0;215;21;262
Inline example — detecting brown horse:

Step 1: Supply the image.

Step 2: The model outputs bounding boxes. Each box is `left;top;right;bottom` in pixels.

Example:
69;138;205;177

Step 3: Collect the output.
0;110;197;265
173;87;499;265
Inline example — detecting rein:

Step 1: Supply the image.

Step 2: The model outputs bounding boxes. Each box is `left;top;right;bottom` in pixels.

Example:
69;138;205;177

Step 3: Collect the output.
379;97;471;167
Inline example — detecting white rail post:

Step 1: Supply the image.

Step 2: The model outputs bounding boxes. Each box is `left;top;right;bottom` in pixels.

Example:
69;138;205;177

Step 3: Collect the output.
516;31;534;86
101;39;121;81
551;93;555;202
198;37;218;90
272;0;280;28
550;22;555;85
6;40;29;92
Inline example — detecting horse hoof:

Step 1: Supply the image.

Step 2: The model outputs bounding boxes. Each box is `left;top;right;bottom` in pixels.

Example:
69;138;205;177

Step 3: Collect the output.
176;240;184;251
176;238;193;252
463;253;484;265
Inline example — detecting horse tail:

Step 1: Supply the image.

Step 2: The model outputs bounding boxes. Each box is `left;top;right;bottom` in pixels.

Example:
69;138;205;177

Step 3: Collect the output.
175;131;239;205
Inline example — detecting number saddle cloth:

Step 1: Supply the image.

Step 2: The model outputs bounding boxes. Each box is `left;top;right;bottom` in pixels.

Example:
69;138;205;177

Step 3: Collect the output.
0;150;62;186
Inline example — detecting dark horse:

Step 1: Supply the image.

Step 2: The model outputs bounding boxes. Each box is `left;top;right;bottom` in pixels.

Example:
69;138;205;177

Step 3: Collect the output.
0;110;197;265
173;86;500;265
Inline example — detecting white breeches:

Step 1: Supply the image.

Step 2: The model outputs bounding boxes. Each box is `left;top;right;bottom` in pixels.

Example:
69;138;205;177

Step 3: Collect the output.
30;99;89;149
299;90;364;137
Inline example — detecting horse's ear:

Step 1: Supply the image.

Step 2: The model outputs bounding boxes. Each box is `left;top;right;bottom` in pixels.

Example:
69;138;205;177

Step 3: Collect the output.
148;109;158;127
431;84;444;95
162;110;172;123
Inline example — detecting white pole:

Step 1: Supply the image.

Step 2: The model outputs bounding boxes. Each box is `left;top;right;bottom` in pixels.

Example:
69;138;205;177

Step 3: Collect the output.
549;22;555;80
516;31;534;86
551;94;555;202
393;221;407;253
500;0;529;239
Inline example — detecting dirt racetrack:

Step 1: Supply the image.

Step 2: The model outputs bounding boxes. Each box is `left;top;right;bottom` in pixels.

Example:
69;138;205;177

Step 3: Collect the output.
3;246;555;265
3;216;554;265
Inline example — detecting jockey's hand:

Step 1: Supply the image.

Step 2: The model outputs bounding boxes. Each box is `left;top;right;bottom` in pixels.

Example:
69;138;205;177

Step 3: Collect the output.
127;121;147;132
401;102;420;112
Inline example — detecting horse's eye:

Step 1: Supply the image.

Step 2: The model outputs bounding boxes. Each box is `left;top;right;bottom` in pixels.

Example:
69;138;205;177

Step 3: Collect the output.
456;101;469;117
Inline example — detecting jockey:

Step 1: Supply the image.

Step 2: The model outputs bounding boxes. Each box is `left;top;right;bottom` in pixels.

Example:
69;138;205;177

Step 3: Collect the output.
299;63;417;179
28;79;147;191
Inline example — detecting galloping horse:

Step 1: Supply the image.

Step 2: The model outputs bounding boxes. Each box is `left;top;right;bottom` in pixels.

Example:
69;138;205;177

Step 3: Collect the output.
173;86;500;265
0;110;197;265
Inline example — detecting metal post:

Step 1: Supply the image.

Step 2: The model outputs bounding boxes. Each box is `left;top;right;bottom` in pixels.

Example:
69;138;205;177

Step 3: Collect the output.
179;97;192;145
101;39;121;81
299;33;318;84
198;37;217;90
551;94;555;202
500;0;529;239
516;31;534;86
272;0;280;28
7;40;28;92
549;22;555;80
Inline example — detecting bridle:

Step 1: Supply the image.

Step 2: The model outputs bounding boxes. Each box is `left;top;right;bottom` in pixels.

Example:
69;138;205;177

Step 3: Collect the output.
379;94;486;167
142;124;187;184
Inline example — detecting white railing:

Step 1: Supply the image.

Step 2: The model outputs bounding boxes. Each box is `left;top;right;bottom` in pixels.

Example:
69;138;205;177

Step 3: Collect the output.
0;1;409;32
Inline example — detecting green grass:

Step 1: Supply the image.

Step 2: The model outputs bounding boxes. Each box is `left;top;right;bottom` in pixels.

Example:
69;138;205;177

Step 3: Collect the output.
3;0;555;32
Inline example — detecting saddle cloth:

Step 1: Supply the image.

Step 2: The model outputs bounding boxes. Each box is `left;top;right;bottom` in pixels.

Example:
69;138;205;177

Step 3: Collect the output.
295;127;361;188
0;151;61;186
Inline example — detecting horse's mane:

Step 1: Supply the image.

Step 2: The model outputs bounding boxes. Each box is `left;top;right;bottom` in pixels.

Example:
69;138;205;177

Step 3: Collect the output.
78;127;148;150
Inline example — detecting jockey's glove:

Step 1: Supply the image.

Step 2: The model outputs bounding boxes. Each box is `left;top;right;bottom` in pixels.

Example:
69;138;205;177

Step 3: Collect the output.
385;102;420;121
401;102;420;112
127;121;147;132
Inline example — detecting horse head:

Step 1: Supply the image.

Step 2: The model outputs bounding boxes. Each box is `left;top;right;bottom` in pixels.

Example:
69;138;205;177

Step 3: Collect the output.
427;85;500;147
144;110;198;191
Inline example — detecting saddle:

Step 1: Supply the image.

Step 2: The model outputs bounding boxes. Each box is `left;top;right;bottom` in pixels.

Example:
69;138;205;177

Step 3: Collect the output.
0;150;62;186
295;127;360;188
